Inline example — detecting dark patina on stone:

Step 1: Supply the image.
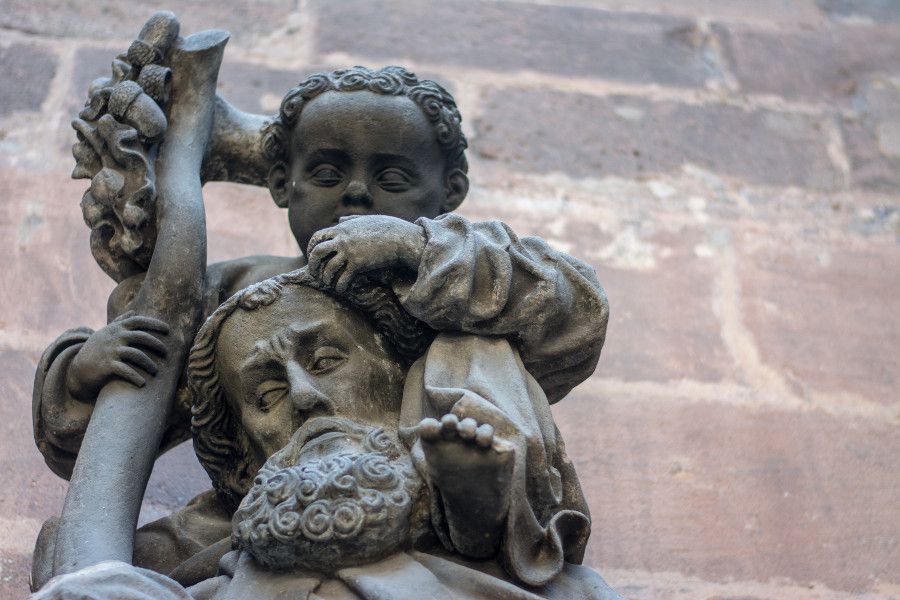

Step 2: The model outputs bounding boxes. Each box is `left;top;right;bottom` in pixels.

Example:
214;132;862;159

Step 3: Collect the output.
29;11;619;599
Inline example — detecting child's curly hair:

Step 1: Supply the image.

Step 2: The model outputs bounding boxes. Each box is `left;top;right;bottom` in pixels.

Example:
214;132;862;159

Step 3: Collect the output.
261;66;468;174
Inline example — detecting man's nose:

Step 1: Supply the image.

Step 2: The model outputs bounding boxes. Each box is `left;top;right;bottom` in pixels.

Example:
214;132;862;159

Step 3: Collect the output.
285;361;333;419
342;180;373;207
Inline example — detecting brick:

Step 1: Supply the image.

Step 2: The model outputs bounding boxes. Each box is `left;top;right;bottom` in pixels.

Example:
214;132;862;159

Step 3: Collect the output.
0;551;33;598
817;0;900;23
590;227;734;383
0;169;113;345
0;349;68;523
841;80;900;191
311;0;722;88
0;0;295;45
737;231;900;406
0;43;57;118
553;392;900;591
716;23;900;103
217;61;318;115
573;0;823;27
474;89;840;189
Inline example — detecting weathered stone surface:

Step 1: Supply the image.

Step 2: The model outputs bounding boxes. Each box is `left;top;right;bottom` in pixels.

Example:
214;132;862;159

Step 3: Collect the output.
590;227;734;383
576;0;824;27
312;0;722;87
475;89;839;189
0;348;67;521
0;43;57;119
0;551;33;599
138;442;212;527
841;80;900;191
554;392;900;592
0;0;295;45
817;0;900;23
737;232;900;406
716;23;900;103
0;169;112;347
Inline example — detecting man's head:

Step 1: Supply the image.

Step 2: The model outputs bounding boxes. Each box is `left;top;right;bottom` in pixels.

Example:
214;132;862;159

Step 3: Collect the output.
188;269;434;507
261;66;470;253
232;416;426;572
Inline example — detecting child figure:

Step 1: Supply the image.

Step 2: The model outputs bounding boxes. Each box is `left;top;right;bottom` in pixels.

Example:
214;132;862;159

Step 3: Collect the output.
32;66;609;582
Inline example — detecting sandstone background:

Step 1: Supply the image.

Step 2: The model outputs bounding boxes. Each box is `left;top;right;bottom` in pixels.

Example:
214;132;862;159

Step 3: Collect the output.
1;1;898;598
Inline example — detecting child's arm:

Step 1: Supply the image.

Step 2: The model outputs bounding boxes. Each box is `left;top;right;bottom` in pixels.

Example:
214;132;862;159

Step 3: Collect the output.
307;213;609;403
33;276;171;479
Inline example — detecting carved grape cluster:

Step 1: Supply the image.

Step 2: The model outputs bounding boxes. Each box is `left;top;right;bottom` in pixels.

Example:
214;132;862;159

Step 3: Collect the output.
71;12;179;282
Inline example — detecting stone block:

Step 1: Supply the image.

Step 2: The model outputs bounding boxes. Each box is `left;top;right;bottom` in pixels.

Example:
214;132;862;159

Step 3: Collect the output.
573;0;823;27
553;392;900;592
817;0;900;23
0;43;57;119
0;0;295;45
311;0;722;87
0;348;67;522
716;23;900;103
841;80;900;191
474;89;840;189
737;232;900;406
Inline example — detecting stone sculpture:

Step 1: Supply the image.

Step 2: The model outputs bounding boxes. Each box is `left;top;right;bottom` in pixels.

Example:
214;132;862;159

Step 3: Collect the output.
29;11;621;599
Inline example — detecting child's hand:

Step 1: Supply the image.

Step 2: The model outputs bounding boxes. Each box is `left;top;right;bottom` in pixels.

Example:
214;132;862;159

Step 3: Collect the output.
66;313;169;401
306;215;426;294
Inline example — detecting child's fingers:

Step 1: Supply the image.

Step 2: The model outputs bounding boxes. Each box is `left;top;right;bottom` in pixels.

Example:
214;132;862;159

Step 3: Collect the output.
307;241;337;279
118;347;159;375
333;263;361;295
109;361;146;388
320;255;347;289
121;331;168;357
121;315;170;334
307;228;337;252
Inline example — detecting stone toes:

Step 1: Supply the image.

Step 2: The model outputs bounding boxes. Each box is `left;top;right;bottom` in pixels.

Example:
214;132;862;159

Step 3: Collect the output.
440;413;460;435
475;423;494;448
458;417;478;440
419;417;442;441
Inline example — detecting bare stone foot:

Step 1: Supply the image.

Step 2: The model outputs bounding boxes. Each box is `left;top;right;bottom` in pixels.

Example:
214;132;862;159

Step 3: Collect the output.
417;413;515;557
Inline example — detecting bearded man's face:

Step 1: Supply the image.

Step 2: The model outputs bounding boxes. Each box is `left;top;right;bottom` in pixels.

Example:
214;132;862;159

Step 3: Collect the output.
215;285;407;470
232;416;424;573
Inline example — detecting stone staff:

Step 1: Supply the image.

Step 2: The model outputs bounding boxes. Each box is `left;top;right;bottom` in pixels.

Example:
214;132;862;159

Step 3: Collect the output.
52;24;229;575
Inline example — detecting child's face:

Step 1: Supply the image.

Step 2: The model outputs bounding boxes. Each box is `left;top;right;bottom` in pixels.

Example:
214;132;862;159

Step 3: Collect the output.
283;90;450;254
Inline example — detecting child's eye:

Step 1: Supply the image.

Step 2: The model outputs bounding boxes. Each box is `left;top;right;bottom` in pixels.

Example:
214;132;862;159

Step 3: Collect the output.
255;379;288;412
311;346;347;373
376;168;412;192
310;165;342;186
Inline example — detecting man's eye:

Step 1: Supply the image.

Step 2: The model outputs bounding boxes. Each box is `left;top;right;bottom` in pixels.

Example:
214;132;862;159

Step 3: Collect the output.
256;380;287;411
376;168;412;192
311;347;346;373
310;166;342;186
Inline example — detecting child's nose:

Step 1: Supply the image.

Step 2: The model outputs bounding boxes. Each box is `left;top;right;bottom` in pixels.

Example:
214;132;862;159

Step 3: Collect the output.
342;181;373;207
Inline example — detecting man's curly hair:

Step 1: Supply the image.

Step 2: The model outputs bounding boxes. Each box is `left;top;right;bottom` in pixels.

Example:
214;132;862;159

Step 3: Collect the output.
261;66;468;174
188;268;435;508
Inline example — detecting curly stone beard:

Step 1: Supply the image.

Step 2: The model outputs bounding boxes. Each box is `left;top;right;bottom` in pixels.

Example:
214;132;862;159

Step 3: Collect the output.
232;420;423;573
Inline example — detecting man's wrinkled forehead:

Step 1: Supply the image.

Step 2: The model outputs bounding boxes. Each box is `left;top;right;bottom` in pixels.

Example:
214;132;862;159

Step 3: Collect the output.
217;286;360;368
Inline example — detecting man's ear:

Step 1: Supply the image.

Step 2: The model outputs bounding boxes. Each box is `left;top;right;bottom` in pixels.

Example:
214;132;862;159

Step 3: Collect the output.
267;162;290;208
441;168;469;213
